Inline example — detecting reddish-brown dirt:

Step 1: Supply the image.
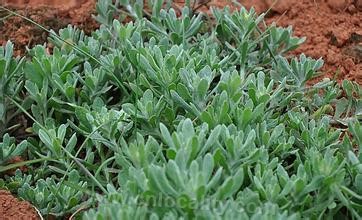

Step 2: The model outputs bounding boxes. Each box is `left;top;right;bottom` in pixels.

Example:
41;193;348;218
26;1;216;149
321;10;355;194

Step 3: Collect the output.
0;190;39;220
265;0;362;84
194;0;362;83
2;0;87;9
1;0;360;83
0;0;98;55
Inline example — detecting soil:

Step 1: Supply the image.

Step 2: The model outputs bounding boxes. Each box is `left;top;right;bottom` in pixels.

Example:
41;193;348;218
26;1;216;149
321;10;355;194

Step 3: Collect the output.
0;0;98;56
264;0;362;84
195;0;362;83
1;0;360;82
0;0;360;82
0;190;39;220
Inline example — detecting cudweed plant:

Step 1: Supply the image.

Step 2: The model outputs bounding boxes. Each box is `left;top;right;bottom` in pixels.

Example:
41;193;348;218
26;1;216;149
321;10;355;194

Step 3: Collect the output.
18;170;87;217
0;41;25;137
0;133;27;165
0;0;361;219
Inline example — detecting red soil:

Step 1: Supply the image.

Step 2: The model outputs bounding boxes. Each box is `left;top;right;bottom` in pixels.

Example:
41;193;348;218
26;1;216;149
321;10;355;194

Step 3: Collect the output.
1;0;360;83
2;0;87;9
265;0;362;84
195;0;362;83
0;190;39;220
0;0;98;55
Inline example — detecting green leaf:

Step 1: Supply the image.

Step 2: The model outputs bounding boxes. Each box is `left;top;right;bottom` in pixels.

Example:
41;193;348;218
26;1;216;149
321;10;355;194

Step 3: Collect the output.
216;176;234;200
75;107;93;131
166;160;185;189
171;90;200;116
160;123;176;150
240;108;252;128
0;103;4;120
66;134;77;153
230;168;244;196
213;149;228;171
177;83;192;101
0;60;6;79
25;81;39;98
354;174;362;193
181;119;195;139
148;165;178;196
152;0;163;17
200;111;214;127
39;130;52;149
199;125;221;156
57;124;67;143
10;140;27;157
202;153;214;182
207;167;223;190
197;79;209;98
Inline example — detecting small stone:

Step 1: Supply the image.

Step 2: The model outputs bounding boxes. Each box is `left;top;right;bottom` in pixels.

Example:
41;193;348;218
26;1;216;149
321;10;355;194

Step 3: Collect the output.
343;58;355;70
327;0;348;10
347;4;357;12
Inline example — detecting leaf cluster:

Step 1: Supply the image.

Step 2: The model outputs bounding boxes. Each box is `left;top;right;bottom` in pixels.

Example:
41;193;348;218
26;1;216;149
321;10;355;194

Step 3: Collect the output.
0;1;361;219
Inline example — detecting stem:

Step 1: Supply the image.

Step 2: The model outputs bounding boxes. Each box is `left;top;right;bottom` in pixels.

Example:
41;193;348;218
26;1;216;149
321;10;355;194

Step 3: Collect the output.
0;88;6;137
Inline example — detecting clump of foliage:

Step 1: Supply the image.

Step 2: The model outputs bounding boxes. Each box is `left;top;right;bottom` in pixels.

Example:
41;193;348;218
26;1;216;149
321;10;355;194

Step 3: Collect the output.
0;41;25;137
0;0;362;219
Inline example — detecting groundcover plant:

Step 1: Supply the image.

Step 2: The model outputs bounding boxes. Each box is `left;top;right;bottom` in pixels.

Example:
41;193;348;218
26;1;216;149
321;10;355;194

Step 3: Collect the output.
0;0;362;219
